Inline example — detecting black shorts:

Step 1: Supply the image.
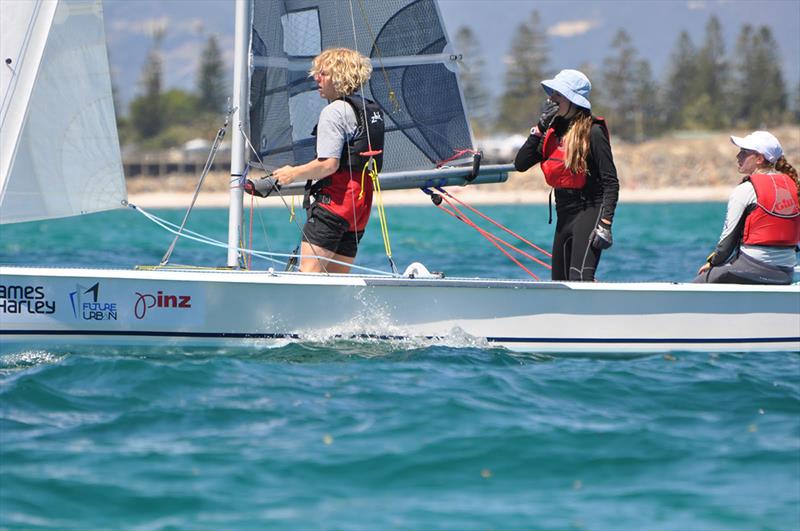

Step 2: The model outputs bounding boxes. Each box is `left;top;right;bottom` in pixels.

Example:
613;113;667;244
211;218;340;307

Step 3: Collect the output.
302;204;364;258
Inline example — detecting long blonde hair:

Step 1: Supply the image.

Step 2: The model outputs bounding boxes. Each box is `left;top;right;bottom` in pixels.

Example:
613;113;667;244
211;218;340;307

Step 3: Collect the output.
775;155;800;200
309;48;372;97
562;110;593;175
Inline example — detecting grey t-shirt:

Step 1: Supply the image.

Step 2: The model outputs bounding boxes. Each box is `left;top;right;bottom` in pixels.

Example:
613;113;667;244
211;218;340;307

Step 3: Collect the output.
316;100;359;161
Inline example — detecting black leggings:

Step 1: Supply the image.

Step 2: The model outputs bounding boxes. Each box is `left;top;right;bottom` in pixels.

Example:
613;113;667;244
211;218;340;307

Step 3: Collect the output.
552;204;603;281
693;251;794;285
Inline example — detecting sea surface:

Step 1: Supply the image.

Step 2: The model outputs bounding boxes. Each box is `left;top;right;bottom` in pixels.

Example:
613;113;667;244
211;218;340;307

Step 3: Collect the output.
1;202;799;529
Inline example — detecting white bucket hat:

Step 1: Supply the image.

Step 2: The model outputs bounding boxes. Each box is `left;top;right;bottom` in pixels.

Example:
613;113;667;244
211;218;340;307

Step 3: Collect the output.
541;69;592;110
730;131;783;163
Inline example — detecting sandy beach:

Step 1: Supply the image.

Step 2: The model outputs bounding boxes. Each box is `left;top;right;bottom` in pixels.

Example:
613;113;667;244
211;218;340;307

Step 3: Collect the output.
124;125;797;209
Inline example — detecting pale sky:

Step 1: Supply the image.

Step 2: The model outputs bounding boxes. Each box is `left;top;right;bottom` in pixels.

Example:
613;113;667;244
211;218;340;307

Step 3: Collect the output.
105;0;800;106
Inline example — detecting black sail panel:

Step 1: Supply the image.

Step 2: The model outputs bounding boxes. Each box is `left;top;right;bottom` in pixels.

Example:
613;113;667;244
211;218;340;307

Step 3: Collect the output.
248;0;475;173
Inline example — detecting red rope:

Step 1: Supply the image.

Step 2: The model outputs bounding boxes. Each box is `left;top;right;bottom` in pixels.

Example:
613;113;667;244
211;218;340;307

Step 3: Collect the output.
435;195;545;280
437;187;552;258
439;195;550;270
436;148;481;168
247;193;255;270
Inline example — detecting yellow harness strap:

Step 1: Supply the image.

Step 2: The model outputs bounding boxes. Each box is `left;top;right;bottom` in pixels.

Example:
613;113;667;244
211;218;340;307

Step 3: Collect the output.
361;158;393;260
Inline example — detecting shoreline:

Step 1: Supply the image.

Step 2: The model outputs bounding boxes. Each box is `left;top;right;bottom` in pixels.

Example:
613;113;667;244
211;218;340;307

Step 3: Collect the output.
127;186;732;209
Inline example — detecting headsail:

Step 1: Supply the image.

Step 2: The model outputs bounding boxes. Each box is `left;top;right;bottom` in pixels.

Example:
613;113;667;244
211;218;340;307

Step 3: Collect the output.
0;0;125;225
248;0;477;174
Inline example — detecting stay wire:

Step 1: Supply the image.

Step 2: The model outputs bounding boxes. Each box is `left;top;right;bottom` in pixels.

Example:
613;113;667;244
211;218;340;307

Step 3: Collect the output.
355;0;400;113
129;203;393;276
160;107;232;266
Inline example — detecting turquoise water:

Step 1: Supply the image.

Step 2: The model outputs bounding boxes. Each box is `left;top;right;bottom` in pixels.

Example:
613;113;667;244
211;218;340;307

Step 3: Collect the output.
1;203;799;529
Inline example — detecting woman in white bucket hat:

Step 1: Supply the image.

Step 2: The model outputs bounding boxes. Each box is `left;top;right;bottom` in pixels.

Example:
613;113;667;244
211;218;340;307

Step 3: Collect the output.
514;69;620;281
694;131;799;284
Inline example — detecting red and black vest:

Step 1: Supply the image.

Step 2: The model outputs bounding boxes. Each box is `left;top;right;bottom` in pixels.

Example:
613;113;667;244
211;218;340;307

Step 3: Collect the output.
541;118;608;189
742;173;800;247
308;95;385;232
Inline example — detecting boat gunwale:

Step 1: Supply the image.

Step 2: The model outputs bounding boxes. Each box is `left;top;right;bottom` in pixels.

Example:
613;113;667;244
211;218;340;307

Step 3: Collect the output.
1;265;799;293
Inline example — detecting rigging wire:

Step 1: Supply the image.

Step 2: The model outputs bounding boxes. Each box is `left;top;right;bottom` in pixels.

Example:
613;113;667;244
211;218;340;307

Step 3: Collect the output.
159;107;231;266
436;149;481;169
355;0;400;113
127;202;394;277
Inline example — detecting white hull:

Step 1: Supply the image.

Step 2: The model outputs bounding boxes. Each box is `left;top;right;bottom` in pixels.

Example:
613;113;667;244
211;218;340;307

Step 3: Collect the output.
2;266;798;354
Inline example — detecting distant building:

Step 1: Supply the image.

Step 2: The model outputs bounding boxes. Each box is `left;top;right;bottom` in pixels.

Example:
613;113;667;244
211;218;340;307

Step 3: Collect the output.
123;138;230;177
476;135;526;164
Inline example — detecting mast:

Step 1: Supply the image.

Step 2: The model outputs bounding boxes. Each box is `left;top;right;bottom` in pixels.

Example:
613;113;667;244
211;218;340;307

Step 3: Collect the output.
227;0;251;267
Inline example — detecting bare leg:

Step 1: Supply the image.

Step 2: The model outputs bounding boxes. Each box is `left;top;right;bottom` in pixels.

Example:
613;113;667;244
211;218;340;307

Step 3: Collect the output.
299;241;355;274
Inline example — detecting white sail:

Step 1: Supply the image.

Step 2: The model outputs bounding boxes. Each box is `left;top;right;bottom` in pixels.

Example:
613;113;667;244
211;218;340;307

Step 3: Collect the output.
0;0;125;225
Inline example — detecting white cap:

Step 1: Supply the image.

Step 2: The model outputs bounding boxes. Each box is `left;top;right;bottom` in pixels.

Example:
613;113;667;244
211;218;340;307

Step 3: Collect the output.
730;131;784;163
541;69;592;110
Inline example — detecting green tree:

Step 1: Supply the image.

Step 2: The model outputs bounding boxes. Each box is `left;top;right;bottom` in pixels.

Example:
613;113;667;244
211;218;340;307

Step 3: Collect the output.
632;59;661;140
578;62;604;115
794;80;800;123
454;26;491;136
690;16;730;129
496;10;549;133
197;34;228;113
107;52;133;146
601;30;659;141
733;25;787;127
663;31;698;130
162;89;201;124
601;30;638;140
130;29;166;140
731;24;756;125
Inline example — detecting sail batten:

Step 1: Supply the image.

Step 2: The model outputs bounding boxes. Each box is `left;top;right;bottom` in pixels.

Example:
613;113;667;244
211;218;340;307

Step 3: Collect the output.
0;0;125;225
253;53;459;70
249;0;476;174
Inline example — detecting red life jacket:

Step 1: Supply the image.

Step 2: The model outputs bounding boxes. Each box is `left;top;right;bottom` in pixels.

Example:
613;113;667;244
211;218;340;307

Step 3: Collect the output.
742;173;800;247
541;118;608;189
315;168;373;232
310;96;385;232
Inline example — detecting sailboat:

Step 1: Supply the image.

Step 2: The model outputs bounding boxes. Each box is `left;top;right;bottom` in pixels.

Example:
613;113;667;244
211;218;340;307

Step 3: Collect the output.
1;0;798;355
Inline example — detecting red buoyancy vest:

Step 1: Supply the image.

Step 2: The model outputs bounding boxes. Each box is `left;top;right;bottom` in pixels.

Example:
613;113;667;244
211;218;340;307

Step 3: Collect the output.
312;96;384;233
541;118;608;189
316;168;373;232
743;173;800;247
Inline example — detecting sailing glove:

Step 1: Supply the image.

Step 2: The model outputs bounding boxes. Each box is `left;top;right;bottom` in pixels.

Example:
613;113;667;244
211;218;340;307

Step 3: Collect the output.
244;175;281;198
536;99;559;134
590;221;613;250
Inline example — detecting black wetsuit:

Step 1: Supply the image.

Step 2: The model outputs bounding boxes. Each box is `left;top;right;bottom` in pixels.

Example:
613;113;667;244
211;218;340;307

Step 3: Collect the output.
514;116;620;281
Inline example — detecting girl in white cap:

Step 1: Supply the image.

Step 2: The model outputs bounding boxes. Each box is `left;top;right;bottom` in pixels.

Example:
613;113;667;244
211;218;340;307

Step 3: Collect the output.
514;69;620;281
694;131;799;284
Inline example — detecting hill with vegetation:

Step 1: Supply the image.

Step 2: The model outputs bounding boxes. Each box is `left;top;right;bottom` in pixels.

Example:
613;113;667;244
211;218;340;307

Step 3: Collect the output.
126;125;799;202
